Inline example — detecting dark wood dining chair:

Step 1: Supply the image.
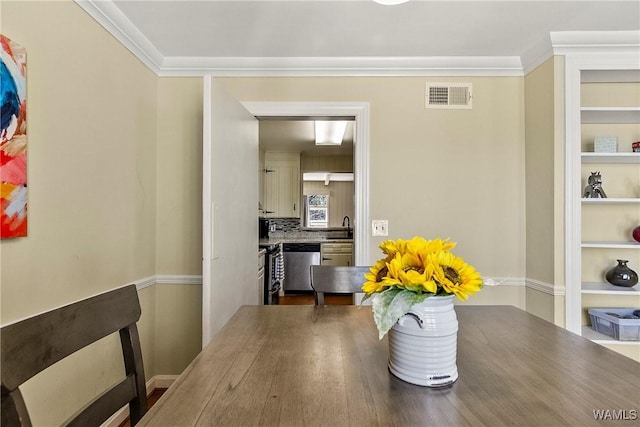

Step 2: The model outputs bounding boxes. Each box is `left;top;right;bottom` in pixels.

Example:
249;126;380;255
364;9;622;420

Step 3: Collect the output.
310;265;371;305
1;284;148;427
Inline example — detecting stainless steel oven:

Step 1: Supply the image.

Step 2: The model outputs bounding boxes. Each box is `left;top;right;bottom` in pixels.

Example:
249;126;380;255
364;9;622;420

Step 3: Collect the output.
262;243;283;305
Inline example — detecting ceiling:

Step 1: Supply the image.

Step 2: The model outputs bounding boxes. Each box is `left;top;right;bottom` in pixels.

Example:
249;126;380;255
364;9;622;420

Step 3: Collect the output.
75;0;639;154
78;1;640;76
259;119;354;155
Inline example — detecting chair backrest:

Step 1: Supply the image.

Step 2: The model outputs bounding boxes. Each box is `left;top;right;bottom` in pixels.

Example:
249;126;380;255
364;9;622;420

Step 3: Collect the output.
310;265;371;305
1;285;147;427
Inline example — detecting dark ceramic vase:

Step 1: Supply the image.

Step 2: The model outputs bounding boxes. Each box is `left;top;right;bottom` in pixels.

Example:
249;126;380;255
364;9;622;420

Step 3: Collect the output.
605;259;638;288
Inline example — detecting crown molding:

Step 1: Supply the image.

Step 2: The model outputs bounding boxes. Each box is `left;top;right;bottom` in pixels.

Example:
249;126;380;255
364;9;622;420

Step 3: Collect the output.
76;1;638;77
521;37;555;75
158;56;524;77
74;0;524;77
551;30;640;56
74;0;164;74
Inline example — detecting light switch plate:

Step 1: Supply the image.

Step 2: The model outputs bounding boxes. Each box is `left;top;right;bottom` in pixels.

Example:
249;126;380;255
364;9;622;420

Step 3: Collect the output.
372;220;388;236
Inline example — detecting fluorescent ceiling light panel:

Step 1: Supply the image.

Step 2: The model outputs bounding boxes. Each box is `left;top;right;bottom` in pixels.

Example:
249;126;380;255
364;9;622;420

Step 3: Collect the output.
315;121;348;145
372;0;411;5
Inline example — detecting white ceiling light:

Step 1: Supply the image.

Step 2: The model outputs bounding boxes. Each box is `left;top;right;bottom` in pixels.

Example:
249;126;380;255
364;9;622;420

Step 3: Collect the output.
315;121;348;146
372;0;411;5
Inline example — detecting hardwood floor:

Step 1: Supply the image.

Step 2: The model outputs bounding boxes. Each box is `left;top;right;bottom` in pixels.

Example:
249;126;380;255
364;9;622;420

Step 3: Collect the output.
119;388;166;427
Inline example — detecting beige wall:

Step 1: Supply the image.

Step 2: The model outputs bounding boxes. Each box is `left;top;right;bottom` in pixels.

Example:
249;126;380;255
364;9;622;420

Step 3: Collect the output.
153;284;202;373
154;77;204;372
523;58;558;322
1;0;157;322
0;1;199;423
221;77;527;306
522;56;568;326
156;78;204;275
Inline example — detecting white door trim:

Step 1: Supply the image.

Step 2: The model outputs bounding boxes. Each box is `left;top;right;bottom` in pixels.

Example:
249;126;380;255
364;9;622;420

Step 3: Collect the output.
242;102;370;267
202;76;212;346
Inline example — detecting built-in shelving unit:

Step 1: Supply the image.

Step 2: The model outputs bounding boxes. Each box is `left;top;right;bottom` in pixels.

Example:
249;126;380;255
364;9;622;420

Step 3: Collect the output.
582;326;640;344
582;241;640;249
582;282;640;295
564;52;640;359
581;107;640;124
581;152;640;164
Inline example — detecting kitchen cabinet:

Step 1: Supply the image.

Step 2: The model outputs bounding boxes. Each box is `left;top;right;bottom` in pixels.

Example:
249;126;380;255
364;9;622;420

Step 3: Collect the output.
263;152;301;218
565;56;640;360
321;242;353;266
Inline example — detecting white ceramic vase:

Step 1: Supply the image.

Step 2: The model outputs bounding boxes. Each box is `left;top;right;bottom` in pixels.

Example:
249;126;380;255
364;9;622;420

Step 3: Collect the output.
388;295;458;387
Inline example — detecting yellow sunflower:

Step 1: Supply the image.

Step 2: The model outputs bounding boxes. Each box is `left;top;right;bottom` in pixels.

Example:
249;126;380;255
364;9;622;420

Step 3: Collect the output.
379;239;401;256
362;259;391;294
429;251;483;300
423;237;456;253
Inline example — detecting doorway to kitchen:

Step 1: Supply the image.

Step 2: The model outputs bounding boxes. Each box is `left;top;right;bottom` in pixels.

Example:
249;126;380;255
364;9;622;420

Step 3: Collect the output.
244;102;370;268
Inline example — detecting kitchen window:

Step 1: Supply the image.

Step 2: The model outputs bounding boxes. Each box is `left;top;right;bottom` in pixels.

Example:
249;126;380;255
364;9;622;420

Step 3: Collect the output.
305;194;328;228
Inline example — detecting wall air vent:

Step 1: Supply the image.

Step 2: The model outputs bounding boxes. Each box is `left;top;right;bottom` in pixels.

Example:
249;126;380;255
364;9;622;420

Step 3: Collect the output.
425;83;472;109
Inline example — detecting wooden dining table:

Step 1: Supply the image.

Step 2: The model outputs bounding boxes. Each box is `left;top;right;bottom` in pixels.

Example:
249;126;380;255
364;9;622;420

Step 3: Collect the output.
138;305;639;426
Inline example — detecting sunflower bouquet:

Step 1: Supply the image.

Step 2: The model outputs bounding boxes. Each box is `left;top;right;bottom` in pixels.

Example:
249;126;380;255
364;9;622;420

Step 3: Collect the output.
362;236;483;339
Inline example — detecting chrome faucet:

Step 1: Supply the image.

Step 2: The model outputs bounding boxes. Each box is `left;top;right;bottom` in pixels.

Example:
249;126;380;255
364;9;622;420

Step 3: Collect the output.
342;216;352;238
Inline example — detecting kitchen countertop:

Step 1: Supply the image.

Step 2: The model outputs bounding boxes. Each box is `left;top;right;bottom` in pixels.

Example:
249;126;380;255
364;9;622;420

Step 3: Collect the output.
259;236;353;248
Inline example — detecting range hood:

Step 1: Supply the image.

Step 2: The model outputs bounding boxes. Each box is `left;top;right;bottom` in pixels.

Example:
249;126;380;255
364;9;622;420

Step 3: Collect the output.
303;172;354;185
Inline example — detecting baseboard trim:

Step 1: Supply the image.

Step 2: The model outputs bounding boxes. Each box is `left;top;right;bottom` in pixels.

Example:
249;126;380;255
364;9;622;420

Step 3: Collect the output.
526;278;565;296
150;374;179;389
101;375;178;427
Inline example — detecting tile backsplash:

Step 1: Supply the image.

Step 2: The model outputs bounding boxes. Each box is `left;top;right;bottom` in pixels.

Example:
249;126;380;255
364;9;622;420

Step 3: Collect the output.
264;217;351;240
270;217;301;232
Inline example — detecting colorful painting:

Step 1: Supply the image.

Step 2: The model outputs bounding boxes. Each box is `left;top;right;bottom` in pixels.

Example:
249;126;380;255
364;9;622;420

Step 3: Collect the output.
1;35;27;238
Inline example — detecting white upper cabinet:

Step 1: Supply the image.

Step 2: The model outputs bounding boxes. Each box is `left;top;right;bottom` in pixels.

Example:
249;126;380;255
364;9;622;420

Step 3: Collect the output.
263;152;301;218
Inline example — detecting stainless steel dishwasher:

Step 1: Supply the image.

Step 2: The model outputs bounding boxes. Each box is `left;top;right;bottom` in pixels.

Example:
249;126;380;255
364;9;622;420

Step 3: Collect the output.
283;242;321;292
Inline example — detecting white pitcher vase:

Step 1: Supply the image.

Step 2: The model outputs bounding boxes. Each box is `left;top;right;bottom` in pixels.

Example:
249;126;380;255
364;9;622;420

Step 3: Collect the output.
387;295;458;387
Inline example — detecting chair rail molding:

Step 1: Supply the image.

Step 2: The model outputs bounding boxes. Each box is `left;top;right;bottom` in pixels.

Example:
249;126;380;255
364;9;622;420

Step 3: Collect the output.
133;275;203;292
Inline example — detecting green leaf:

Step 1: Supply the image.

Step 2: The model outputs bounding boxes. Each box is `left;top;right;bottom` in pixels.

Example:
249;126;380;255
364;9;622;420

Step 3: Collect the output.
371;288;430;339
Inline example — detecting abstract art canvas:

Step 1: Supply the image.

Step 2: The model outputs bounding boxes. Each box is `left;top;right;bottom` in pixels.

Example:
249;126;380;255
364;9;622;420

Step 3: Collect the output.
1;35;27;238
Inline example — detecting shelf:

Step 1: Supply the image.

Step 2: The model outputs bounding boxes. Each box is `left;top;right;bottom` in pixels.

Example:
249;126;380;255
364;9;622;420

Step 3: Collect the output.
581;70;640;83
567;59;640;351
582;282;640;294
582;326;640;345
582;198;640;204
581;107;640;124
582;241;640;249
581;152;640;164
